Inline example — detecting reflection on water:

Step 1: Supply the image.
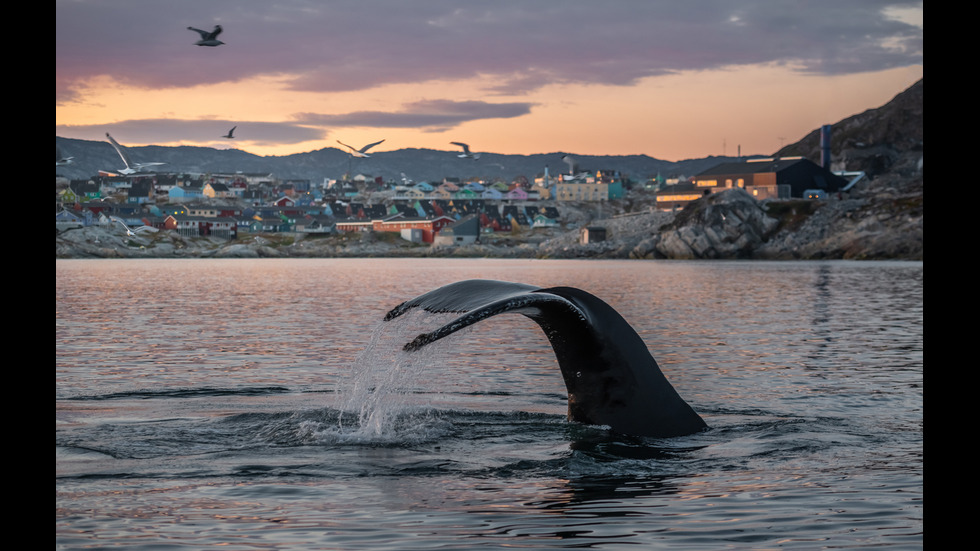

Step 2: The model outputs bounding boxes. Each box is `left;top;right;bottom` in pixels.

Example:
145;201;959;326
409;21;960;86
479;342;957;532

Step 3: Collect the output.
56;258;922;549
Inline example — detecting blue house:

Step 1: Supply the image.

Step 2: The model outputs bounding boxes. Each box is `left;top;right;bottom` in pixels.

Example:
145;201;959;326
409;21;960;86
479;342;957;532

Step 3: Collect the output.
168;186;203;202
56;208;89;229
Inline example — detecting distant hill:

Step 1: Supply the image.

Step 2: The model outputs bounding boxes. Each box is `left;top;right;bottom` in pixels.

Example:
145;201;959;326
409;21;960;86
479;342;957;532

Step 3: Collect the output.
54;136;754;185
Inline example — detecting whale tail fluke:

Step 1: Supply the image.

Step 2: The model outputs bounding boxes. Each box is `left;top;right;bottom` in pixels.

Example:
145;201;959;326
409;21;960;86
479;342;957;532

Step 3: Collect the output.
383;279;707;438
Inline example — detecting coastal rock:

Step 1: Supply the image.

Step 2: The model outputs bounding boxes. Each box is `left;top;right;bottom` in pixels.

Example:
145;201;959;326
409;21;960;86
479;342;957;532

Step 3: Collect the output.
631;188;779;259
212;244;260;258
754;173;922;260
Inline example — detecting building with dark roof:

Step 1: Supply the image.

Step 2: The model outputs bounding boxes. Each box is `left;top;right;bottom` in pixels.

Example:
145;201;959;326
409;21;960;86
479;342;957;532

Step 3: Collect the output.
433;214;481;246
654;156;850;210
691;157;848;200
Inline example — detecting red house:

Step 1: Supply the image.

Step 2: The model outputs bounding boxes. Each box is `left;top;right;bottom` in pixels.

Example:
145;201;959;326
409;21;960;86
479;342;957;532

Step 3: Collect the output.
372;214;456;243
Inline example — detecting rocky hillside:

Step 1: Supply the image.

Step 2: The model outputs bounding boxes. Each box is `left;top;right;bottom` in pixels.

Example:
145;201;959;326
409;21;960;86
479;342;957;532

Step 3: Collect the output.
777;79;923;179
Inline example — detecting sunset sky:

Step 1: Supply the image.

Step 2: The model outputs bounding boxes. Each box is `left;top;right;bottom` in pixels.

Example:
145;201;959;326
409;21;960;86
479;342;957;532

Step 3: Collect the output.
56;1;922;162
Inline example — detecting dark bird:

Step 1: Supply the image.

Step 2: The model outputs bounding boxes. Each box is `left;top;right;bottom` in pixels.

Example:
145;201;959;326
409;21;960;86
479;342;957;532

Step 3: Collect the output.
187;25;224;46
222;126;236;139
451;142;480;160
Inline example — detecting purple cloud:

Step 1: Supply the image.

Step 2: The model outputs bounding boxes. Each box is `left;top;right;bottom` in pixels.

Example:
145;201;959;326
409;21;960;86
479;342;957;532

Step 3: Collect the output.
56;0;922;102
293;100;535;130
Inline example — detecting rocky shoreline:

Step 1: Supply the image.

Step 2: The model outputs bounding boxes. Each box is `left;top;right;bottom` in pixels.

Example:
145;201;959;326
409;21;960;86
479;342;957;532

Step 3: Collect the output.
56;171;922;261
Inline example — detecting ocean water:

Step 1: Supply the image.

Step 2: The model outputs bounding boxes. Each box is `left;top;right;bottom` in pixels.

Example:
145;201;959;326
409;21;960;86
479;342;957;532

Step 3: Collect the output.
56;258;923;550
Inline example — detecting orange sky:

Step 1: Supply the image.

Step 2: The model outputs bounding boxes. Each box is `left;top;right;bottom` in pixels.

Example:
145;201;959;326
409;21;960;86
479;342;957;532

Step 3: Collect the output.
56;1;923;162
56;64;921;161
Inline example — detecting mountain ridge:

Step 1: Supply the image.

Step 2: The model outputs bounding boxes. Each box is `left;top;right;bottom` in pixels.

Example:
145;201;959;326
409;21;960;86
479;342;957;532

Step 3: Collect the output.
55;137;756;185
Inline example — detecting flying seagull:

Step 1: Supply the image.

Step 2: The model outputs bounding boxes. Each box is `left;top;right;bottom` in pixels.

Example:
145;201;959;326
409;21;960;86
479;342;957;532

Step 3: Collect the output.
105;133;165;175
337;139;385;158
451;142;480;160
187;25;224;46
110;216;159;237
57;145;74;166
222;126;236;139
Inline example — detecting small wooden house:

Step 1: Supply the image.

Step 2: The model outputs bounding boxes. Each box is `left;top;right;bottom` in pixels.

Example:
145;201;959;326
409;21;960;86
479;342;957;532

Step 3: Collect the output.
580;226;606;244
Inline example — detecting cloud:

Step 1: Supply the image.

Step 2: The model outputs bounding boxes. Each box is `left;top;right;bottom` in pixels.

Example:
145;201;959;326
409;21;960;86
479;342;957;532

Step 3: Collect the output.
293;100;535;131
56;0;923;100
55;119;325;146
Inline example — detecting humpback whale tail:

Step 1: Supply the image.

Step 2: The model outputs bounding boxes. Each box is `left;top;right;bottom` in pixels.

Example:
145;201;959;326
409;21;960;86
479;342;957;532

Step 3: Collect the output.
384;279;707;438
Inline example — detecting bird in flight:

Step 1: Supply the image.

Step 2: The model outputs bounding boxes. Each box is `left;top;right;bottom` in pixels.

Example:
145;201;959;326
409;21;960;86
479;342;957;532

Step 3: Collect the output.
110;216;159;237
57;145;74;166
451;142;480;160
337;139;385;158
105;133;165;175
188;25;224;46
222;126;236;139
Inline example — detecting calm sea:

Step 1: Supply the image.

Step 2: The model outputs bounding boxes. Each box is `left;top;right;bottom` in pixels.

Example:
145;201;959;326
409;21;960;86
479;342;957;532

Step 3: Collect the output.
56;258;923;550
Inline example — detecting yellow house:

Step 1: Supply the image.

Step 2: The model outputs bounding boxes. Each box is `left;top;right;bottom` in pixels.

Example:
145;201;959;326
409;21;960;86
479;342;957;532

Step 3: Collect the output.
203;182;234;199
556;181;609;201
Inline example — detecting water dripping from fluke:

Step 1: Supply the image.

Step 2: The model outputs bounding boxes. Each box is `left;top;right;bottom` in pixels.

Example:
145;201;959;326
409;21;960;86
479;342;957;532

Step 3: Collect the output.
334;310;463;442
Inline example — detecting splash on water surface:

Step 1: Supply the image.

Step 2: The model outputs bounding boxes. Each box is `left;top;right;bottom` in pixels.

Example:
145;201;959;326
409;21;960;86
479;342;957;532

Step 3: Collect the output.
325;310;475;443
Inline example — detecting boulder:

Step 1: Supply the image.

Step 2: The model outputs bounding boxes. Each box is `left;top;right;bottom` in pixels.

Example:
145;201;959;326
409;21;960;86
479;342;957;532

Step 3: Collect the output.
212;244;260;258
635;188;779;259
